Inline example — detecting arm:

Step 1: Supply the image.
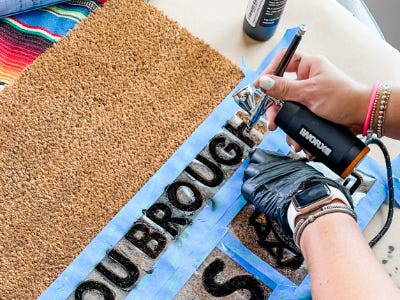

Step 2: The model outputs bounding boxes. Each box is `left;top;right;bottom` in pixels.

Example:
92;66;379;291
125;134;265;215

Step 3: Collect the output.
382;86;400;139
255;50;400;141
241;149;400;300
301;212;400;300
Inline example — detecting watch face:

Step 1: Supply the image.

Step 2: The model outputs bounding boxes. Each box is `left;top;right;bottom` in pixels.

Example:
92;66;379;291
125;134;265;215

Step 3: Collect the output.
293;183;331;210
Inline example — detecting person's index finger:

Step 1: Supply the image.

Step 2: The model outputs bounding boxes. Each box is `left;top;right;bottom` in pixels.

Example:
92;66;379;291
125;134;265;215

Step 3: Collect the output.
262;48;287;75
284;51;304;73
253;50;286;88
254;50;305;88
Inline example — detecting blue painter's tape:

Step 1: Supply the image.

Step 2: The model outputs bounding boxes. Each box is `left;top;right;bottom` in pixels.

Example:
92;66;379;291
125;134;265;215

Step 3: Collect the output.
123;29;301;300
393;155;400;177
357;152;400;207
359;154;389;181
294;275;311;299
217;233;295;289
355;180;387;230
269;284;299;300
391;154;400;206
128;226;230;300
258;127;291;155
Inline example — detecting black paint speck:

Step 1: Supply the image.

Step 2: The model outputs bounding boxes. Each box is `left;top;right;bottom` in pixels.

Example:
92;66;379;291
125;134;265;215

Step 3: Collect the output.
382;259;388;264
388;245;395;253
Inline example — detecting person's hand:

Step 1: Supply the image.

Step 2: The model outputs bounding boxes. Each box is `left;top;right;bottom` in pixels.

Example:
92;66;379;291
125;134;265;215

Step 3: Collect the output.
255;51;371;151
241;149;325;239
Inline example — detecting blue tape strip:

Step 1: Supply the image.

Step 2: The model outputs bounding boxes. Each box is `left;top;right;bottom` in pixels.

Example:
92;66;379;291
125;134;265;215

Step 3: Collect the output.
358;155;388;180
355;179;387;230
128;166;248;299
356;154;399;218
258;127;291;154
393;155;400;177
391;154;400;206
294;275;312;299
217;233;295;289
269;284;299;300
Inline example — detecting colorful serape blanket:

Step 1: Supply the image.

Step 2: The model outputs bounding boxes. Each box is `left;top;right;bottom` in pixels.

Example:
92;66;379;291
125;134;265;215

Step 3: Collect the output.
0;0;106;90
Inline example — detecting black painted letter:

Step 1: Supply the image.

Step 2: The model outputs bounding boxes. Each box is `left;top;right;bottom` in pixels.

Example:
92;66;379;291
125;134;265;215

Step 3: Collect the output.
146;203;188;237
224;122;255;148
75;281;115;300
95;249;140;289
185;154;224;187
125;223;167;259
209;136;243;166
202;259;264;300
167;181;203;212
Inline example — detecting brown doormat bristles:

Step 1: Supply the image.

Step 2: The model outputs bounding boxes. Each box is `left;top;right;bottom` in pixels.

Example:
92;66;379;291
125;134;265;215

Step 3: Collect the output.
0;0;242;297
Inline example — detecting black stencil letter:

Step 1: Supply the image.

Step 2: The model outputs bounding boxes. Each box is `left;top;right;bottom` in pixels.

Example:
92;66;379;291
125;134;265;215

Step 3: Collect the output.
209;136;243;166
185;154;224;187
146;203;188;237
75;281;115;300
202;259;264;300
167;181;203;212
95;249;140;289
125;223;167;259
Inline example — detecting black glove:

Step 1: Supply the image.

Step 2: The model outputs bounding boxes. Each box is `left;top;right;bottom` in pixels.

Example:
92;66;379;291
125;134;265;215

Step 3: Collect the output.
241;149;327;237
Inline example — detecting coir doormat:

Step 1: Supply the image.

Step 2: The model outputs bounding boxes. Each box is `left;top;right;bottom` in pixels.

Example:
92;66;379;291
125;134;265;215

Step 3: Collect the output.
0;0;242;298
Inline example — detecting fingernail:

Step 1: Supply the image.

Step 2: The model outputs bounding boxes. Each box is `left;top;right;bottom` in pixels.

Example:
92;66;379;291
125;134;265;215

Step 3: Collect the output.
259;76;275;90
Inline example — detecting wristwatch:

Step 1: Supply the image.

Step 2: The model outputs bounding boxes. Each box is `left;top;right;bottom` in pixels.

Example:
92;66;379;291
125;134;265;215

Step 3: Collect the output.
287;182;350;232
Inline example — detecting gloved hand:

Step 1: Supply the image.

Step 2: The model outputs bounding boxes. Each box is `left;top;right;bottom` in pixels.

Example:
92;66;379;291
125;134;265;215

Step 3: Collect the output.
241;149;327;238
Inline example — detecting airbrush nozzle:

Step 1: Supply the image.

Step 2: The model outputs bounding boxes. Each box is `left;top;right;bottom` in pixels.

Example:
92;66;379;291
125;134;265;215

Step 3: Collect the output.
246;95;275;131
232;85;255;115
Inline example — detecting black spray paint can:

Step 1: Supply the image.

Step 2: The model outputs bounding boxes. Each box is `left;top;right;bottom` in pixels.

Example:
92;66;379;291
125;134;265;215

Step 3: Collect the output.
243;0;288;41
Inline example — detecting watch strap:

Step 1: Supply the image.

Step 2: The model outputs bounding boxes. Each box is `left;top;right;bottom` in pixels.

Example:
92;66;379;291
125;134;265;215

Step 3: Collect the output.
287;186;351;233
293;204;357;248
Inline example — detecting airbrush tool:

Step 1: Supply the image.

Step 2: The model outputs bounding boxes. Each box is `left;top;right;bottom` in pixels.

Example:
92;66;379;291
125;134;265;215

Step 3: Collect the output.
247;25;306;131
233;25;370;179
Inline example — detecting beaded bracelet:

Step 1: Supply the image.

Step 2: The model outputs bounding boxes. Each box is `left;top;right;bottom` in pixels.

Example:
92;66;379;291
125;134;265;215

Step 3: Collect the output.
366;82;392;138
293;204;357;248
376;83;391;138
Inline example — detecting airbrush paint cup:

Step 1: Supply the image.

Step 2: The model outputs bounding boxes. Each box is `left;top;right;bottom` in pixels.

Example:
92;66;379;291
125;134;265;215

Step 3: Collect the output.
243;0;287;41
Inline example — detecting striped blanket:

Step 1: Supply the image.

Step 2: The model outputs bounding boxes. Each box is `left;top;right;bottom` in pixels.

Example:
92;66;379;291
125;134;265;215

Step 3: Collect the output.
0;0;106;89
